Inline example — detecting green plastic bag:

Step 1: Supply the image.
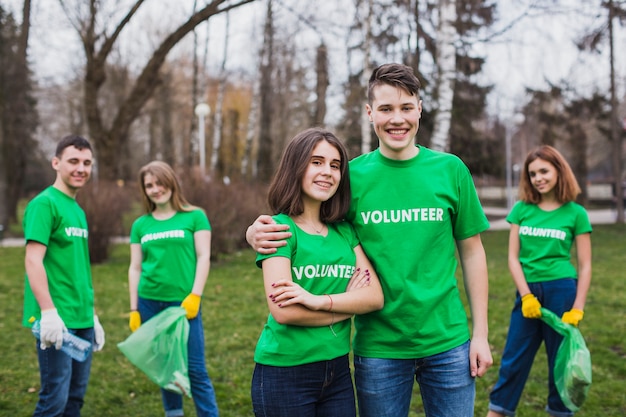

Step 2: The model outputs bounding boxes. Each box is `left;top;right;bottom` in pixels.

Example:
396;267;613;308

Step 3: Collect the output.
540;307;592;411
118;306;191;397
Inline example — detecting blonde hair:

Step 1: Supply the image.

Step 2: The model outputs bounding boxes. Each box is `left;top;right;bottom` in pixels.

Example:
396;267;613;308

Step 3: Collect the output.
518;145;581;204
138;161;195;213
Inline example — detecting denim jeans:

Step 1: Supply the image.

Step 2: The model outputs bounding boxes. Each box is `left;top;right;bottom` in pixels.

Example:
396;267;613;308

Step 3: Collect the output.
138;297;219;417
33;327;94;417
354;341;475;417
489;279;577;417
251;354;356;417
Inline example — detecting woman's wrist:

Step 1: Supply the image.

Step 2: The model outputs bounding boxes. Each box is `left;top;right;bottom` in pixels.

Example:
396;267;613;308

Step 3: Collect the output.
325;294;333;311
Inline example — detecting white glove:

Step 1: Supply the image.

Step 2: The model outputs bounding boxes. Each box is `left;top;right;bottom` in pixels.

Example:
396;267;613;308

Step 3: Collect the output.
93;315;105;351
40;309;66;350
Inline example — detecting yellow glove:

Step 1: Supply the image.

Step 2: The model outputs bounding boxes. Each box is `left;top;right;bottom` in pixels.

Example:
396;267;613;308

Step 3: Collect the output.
562;308;584;326
521;294;542;319
129;311;141;332
181;293;202;319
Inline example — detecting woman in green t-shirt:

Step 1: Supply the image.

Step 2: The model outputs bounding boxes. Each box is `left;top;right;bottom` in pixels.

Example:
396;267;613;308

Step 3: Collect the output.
251;128;384;417
128;160;218;417
488;146;592;417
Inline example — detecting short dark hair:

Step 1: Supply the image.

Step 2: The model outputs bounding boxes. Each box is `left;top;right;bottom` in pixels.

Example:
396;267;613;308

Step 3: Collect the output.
55;135;92;158
519;145;581;204
368;63;421;104
268;128;351;223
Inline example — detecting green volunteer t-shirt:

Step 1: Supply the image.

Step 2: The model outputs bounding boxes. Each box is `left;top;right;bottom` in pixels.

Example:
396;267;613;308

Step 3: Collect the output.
506;201;592;283
130;209;211;301
347;146;489;359
254;214;359;367
22;186;94;328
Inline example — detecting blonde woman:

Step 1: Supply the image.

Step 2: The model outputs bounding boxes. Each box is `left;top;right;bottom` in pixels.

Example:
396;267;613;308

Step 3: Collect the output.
128;161;218;417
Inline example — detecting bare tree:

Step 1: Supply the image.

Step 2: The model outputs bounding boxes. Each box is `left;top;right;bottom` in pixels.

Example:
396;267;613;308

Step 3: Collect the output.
60;0;256;180
313;43;329;126
607;0;624;222
359;0;373;154
576;0;626;222
0;0;36;228
242;77;260;179
210;12;230;174
257;0;275;182
430;0;457;152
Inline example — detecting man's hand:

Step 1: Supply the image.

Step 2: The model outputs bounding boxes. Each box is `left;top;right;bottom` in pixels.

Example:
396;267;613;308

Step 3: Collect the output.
562;308;584;326
470;336;493;377
246;215;291;254
129;311;142;332
39;308;66;350
521;294;542;319
181;293;202;319
93;315;105;351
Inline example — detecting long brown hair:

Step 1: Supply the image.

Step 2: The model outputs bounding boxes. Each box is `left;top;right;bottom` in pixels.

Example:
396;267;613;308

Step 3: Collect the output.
138;161;194;213
518;145;581;204
268;128;351;223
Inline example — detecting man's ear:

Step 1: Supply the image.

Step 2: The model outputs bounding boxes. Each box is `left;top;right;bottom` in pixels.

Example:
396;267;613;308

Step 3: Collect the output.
51;156;59;171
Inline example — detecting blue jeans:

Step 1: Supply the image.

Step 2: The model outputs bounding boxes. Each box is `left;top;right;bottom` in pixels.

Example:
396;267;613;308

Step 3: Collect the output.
34;327;94;417
354;341;475;417
489;279;577;417
251;354;356;417
138;297;219;417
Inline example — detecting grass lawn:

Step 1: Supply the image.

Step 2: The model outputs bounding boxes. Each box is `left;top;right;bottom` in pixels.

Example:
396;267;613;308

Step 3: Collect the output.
1;225;625;416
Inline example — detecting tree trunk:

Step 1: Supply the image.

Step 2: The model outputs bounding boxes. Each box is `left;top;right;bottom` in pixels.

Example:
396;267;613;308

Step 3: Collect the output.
430;0;457;152
242;78;259;179
211;12;230;174
0;119;6;233
360;0;373;155
569;122;588;206
257;0;275;182
313;43;328;126
608;0;624;222
1;0;34;226
160;72;175;167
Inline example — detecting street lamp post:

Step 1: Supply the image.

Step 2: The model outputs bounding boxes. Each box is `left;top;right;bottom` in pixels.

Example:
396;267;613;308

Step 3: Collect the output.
505;127;513;210
194;103;211;176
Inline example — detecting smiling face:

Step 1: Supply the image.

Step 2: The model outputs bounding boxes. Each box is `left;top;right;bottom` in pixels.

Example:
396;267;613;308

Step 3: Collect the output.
142;172;173;209
300;139;342;206
528;157;558;197
366;83;422;160
52;145;93;197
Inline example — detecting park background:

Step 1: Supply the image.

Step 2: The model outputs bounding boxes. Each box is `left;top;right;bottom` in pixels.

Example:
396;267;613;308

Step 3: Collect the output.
1;0;626;243
0;0;625;415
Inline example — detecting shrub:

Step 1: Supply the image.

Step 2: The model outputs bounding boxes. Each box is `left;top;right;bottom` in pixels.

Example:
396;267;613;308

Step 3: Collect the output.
184;175;269;257
78;180;138;264
78;172;269;264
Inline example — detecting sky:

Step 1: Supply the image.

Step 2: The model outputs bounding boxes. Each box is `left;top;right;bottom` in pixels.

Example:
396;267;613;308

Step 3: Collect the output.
4;0;625;123
479;2;625;119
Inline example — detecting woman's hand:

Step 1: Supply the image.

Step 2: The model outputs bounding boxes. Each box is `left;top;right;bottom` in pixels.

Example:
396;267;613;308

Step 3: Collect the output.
269;280;326;310
346;268;371;292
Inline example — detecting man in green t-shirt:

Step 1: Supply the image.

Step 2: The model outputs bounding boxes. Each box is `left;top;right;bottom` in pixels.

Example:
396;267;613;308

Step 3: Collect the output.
247;63;493;417
23;135;105;416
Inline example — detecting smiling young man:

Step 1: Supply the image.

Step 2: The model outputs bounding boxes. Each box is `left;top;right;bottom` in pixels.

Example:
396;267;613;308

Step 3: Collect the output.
246;63;493;417
23;134;105;417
